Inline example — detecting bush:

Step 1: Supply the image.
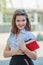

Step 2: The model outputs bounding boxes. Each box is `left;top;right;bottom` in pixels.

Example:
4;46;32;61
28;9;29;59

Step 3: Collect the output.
36;33;43;41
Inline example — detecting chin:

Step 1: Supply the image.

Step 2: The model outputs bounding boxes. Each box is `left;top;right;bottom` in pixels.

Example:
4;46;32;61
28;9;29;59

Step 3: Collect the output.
19;28;23;30
18;27;24;30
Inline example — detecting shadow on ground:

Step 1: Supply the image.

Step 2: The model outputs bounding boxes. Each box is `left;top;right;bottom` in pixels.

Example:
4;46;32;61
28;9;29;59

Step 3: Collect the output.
0;57;43;65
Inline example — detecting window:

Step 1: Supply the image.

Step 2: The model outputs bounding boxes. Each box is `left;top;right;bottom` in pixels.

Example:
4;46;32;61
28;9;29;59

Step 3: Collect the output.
28;12;34;23
38;13;43;24
38;14;41;23
3;12;13;24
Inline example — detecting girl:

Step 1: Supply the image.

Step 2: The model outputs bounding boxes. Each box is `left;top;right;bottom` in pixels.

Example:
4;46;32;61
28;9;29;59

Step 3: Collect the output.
3;9;37;65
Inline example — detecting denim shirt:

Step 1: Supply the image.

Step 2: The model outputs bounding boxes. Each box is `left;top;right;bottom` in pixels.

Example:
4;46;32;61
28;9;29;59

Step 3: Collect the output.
7;29;36;50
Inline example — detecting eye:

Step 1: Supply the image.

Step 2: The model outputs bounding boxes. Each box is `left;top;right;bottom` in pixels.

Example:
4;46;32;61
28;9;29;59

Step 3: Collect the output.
22;19;25;21
17;20;20;22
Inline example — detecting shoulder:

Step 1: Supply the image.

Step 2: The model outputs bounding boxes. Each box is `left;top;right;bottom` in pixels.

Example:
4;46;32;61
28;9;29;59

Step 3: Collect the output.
25;30;36;40
8;32;15;38
7;32;15;44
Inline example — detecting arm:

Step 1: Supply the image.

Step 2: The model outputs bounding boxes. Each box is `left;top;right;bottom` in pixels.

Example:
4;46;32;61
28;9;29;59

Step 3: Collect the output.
19;40;37;60
23;47;37;60
3;44;24;58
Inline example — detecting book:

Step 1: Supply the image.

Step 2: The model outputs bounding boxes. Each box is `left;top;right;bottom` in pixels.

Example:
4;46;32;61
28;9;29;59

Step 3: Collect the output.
25;39;39;51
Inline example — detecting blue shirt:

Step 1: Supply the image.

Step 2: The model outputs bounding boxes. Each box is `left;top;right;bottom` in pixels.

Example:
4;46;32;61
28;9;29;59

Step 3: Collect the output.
7;29;36;50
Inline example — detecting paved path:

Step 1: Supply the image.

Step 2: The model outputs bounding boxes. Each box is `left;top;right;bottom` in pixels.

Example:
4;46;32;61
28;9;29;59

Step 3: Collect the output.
0;57;43;65
0;33;43;65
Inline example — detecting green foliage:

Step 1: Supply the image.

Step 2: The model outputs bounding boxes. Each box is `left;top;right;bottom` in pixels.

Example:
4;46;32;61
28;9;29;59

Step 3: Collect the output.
0;5;1;12
2;0;7;14
37;33;43;41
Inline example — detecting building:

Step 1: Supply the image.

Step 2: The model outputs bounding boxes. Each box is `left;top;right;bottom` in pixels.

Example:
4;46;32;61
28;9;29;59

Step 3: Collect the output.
0;0;43;33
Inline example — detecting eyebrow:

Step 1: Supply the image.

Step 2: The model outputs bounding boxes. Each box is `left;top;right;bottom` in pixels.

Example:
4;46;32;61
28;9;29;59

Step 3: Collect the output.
16;19;26;21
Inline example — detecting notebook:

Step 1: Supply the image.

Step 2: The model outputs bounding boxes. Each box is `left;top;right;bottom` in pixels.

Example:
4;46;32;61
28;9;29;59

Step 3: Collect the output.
25;39;39;51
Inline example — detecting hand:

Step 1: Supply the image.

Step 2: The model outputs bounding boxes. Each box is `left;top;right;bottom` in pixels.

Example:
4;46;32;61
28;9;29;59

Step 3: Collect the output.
18;40;26;52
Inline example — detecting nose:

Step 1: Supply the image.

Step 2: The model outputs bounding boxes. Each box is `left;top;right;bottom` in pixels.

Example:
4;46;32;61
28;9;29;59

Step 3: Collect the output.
19;21;23;24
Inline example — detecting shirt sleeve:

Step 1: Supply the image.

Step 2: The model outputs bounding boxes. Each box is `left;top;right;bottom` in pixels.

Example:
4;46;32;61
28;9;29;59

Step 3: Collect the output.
7;32;18;50
7;33;12;45
25;31;36;41
29;32;36;40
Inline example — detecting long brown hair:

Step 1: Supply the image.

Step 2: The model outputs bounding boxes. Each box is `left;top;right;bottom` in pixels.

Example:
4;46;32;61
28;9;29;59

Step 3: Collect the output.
11;9;31;34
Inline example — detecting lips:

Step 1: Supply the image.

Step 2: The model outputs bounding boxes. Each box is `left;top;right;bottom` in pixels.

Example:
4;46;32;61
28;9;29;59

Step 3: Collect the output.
18;25;24;27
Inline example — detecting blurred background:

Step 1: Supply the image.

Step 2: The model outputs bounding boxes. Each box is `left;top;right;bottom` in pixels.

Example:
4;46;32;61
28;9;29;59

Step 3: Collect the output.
0;0;43;65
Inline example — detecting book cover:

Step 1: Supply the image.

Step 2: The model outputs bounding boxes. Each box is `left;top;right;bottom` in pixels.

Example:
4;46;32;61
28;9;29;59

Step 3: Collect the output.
25;40;39;51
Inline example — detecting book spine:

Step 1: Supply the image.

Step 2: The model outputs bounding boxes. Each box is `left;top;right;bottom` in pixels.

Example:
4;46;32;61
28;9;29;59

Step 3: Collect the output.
25;39;32;43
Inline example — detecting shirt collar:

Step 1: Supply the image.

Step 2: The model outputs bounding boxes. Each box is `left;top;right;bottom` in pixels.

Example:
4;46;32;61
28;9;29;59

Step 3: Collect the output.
20;28;26;34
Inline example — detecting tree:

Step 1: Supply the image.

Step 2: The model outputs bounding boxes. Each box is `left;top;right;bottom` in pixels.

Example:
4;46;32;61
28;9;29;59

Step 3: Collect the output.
0;0;2;12
2;0;7;14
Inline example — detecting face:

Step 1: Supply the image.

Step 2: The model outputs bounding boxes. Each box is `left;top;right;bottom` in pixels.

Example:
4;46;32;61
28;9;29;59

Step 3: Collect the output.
15;15;27;30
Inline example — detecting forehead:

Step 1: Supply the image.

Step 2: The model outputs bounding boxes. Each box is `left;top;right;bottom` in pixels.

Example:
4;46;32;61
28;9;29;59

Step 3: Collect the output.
16;15;26;20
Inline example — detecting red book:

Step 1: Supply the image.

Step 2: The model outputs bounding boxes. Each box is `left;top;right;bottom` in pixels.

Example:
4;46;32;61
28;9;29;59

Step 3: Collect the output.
26;40;39;51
